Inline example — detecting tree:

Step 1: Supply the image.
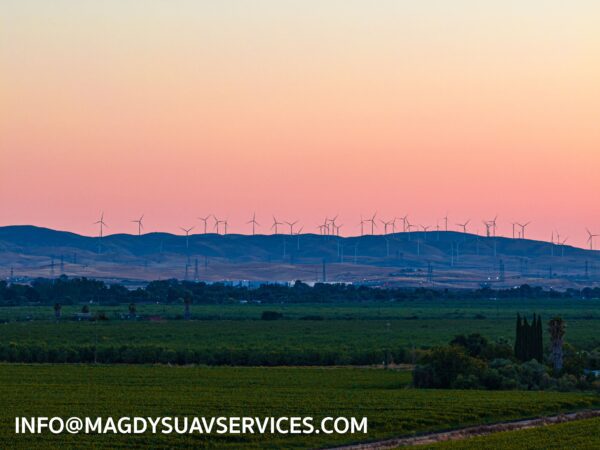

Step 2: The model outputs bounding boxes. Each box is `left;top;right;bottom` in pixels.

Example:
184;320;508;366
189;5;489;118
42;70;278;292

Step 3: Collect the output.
183;296;191;320
515;314;543;362
515;314;523;360
128;302;136;319
53;303;61;320
450;333;488;358
413;346;485;389
548;317;566;374
535;314;543;362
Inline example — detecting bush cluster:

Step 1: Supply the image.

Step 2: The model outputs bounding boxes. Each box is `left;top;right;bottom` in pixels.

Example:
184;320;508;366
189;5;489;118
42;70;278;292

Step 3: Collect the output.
413;333;595;391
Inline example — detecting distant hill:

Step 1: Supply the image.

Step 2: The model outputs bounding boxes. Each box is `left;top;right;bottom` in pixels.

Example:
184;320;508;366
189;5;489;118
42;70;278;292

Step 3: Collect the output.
1;225;599;289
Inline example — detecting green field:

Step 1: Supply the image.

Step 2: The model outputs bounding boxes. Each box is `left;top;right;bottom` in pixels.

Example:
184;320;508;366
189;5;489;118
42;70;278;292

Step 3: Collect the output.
1;365;598;449
425;416;600;449
0;299;598;365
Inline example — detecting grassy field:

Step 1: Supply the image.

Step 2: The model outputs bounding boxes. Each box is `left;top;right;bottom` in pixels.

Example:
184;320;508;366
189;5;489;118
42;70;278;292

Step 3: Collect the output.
1;365;598;449
425;416;600;449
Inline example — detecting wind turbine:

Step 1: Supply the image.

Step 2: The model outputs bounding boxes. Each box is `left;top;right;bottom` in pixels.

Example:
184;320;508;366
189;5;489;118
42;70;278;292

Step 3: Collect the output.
456;220;470;234
483;215;498;237
285;220;298;235
366;212;377;235
586;228;599;250
94;212;108;238
296;226;304;250
222;218;229;235
94;212;108;253
271;216;283;235
321;217;330;236
335;224;343;236
179;226;194;250
397;215;409;233
517;222;531;239
420;225;430;241
359;215;365;236
198;215;211;234
483;220;492;237
442;213;449;232
132;214;144;236
380;218;394;235
512;222;517;239
560;236;568;257
247;213;260;235
484;215;498;237
213;216;222;234
328;215;339;235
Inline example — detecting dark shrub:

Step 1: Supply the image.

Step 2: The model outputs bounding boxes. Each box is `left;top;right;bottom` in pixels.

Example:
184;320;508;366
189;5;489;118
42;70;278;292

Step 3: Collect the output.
261;311;283;320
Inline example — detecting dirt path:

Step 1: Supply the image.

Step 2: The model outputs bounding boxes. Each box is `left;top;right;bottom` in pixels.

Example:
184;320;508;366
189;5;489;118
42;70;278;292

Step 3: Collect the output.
329;409;600;449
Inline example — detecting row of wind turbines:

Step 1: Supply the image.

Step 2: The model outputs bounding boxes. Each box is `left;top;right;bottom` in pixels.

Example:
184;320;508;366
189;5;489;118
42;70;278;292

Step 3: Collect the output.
93;212;600;251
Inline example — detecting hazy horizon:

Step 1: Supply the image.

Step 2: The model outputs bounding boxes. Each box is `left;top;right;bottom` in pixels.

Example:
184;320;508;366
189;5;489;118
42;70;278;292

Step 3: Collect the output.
2;1;599;246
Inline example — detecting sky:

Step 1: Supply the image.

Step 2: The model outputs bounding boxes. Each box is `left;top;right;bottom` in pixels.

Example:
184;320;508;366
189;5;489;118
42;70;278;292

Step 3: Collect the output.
1;1;599;246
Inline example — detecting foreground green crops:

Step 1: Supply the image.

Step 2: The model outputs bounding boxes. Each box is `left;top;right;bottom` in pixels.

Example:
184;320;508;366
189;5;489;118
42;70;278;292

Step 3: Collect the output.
0;365;598;448
425;417;600;449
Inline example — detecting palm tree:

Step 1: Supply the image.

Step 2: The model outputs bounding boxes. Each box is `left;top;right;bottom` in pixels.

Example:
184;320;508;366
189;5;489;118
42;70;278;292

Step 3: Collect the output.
548;317;566;373
54;303;62;320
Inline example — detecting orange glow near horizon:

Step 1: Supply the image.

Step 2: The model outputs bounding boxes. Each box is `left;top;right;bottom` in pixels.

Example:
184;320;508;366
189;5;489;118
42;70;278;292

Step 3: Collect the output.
1;1;600;246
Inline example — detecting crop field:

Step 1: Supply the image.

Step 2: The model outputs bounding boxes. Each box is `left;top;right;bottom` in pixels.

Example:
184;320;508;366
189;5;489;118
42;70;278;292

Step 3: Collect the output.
3;298;599;322
426;416;600;449
1;365;598;449
0;299;598;365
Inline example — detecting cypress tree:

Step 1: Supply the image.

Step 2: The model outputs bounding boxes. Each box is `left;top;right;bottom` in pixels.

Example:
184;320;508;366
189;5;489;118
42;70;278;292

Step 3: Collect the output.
536;314;543;362
523;316;531;360
515;314;522;360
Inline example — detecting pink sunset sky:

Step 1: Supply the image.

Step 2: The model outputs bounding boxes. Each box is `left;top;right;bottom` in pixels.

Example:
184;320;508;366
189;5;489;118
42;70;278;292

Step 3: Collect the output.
1;1;599;246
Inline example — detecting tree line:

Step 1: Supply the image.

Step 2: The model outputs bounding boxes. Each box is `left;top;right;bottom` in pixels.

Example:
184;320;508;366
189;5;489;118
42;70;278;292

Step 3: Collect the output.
2;276;600;306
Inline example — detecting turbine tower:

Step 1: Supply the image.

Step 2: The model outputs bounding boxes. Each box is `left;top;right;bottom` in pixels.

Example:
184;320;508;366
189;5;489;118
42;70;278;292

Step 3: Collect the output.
132;214;144;236
247;213;260;235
